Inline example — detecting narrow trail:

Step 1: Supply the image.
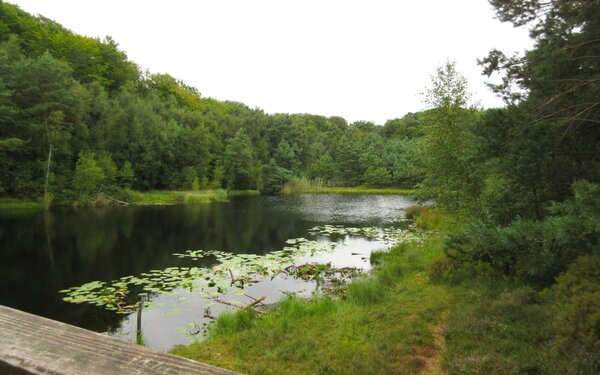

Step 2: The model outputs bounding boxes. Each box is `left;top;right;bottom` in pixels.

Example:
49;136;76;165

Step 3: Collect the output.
416;310;449;375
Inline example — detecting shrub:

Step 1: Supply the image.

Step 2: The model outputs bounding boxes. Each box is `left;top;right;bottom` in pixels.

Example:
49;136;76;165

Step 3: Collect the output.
191;177;200;191
259;159;292;194
404;205;424;220
446;181;600;284
541;255;600;374
427;256;497;284
73;151;104;205
361;166;392;186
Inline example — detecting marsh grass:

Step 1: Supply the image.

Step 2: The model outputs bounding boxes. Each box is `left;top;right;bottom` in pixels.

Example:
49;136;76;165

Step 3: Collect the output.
226;190;260;197
314;186;414;195
281;176;326;194
282;177;413;195
129;189;229;205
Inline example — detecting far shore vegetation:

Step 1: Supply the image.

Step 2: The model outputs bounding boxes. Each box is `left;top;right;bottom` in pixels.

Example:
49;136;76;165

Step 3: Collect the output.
0;189;263;209
0;185;409;210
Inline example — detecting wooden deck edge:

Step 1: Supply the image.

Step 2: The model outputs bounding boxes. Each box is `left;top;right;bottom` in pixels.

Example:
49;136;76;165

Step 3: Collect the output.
0;305;239;375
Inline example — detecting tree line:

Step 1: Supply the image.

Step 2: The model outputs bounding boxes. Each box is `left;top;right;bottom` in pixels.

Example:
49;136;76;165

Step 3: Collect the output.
0;2;427;204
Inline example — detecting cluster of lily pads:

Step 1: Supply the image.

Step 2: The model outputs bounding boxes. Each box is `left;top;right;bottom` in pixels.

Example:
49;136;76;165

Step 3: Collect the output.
309;225;426;245
60;225;425;313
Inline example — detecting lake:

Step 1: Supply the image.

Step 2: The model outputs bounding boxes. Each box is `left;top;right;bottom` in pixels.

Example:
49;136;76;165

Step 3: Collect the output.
0;194;414;351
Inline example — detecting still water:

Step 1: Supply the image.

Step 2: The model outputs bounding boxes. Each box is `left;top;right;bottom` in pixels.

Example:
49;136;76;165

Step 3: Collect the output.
0;194;413;351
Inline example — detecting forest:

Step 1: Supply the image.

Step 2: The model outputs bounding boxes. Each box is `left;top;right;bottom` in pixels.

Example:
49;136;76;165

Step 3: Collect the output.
0;1;424;205
1;0;599;373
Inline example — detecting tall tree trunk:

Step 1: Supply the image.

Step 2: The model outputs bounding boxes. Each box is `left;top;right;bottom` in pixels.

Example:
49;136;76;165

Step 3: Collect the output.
44;143;52;198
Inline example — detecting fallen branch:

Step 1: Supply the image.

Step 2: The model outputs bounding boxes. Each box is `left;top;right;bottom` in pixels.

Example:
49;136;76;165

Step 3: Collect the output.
244;296;266;310
209;295;266;314
210;297;240;308
97;192;130;206
203;307;216;320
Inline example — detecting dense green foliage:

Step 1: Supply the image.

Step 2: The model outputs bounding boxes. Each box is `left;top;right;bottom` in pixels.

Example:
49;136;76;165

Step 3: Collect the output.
0;2;422;204
413;1;600;286
447;180;600;284
411;2;600;371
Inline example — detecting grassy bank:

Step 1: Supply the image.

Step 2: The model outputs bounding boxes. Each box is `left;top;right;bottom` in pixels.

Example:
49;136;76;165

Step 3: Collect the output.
281;177;414;196
128;189;229;205
225;190;260;197
0;198;45;210
172;239;450;375
292;186;414;195
172;209;596;374
0;189;235;209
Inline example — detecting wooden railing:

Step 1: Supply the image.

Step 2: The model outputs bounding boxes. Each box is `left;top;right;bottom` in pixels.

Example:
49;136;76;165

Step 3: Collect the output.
0;305;237;374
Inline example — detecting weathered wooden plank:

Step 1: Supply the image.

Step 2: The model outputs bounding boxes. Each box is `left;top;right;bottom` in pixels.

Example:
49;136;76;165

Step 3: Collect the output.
0;305;238;375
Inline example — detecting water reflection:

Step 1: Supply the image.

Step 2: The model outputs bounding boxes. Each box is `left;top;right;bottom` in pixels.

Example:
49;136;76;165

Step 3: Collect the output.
0;194;413;349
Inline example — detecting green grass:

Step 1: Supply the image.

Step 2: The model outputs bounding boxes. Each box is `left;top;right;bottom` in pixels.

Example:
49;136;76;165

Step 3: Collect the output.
299;186;415;195
0;189;253;209
441;255;600;375
129;189;229;205
444;280;550;374
226;189;260;197
0;198;44;210
172;240;451;375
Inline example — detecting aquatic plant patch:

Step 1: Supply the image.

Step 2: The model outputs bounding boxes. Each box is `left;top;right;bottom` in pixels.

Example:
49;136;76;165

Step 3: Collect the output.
60;225;425;314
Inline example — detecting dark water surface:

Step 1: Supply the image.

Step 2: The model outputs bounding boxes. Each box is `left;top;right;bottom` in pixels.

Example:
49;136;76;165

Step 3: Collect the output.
0;194;413;350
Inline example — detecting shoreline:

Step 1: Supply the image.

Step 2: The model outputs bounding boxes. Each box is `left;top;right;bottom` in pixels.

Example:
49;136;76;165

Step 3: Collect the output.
0;189;260;210
0;188;411;210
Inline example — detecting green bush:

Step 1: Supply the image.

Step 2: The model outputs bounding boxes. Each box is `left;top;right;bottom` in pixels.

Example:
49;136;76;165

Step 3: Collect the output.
191;177;200;191
446;181;600;284
427;256;497;284
361;166;392;186
73;151;104;205
259;159;292;194
541;255;600;374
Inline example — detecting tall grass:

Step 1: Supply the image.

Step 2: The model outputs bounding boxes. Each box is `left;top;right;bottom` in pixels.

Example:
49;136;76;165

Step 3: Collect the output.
211;309;258;337
282;176;413;195
405;205;446;230
129;189;229;205
345;277;388;305
281;176;326;195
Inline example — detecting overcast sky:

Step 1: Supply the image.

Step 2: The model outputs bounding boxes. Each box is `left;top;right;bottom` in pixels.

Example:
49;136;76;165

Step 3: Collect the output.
8;0;532;124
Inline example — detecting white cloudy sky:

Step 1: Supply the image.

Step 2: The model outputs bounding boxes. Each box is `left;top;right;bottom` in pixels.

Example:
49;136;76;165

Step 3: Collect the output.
8;0;532;124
